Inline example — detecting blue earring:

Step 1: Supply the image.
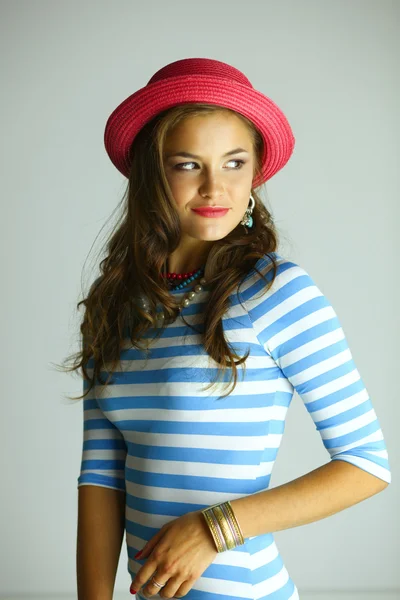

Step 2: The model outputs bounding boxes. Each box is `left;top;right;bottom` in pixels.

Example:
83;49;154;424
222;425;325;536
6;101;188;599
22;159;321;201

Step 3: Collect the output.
241;194;255;233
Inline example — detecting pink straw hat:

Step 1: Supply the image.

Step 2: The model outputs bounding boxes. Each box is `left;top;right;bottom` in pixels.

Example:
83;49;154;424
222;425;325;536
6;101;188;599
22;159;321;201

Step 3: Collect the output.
104;57;295;188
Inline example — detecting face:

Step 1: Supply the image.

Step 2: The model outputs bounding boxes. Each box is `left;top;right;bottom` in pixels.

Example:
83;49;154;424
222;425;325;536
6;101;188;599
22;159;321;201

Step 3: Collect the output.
162;111;256;272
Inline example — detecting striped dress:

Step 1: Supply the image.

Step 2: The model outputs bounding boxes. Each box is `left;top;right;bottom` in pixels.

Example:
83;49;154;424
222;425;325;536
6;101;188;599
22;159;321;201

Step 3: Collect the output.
77;252;391;600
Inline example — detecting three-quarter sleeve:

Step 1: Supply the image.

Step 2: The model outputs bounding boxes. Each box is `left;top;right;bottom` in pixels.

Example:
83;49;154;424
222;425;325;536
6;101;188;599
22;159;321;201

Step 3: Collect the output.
77;357;127;492
247;255;391;485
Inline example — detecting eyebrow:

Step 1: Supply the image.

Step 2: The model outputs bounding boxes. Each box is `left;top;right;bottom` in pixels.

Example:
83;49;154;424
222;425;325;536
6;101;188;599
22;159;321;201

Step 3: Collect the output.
164;147;250;159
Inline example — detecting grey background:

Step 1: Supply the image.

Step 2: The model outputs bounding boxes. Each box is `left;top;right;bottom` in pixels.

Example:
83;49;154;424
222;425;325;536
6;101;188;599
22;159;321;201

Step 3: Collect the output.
0;0;398;598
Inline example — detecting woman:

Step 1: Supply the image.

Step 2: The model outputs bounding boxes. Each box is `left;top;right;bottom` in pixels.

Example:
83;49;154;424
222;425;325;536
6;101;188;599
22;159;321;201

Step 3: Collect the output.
68;58;391;599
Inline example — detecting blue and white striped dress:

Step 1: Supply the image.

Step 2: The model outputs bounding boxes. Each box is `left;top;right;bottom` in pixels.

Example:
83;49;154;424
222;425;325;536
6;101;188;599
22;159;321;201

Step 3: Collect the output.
77;252;391;600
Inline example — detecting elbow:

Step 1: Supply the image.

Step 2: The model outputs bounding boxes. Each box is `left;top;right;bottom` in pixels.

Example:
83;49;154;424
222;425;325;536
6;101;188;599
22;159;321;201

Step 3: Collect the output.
370;473;391;494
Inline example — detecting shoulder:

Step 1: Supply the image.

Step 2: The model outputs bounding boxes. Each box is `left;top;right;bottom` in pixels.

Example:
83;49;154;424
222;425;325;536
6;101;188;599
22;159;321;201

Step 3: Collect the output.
244;252;317;292
240;254;335;336
240;252;327;314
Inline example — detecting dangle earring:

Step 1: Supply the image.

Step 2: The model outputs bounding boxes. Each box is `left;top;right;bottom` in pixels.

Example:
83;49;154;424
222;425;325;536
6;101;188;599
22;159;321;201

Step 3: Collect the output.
240;194;255;234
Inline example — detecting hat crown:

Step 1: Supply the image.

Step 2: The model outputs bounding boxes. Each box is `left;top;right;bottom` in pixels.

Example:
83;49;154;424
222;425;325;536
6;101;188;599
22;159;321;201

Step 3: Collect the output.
105;57;295;184
147;57;253;88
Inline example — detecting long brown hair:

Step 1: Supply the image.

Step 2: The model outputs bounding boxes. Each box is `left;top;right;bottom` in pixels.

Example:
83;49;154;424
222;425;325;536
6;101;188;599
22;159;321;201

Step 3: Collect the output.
55;103;280;401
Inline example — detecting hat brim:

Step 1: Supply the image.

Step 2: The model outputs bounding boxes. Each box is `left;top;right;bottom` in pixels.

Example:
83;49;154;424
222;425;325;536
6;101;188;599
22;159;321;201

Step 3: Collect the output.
104;74;295;188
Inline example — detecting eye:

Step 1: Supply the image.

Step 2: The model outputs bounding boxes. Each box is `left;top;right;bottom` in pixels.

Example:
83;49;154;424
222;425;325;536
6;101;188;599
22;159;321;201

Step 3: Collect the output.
174;159;245;171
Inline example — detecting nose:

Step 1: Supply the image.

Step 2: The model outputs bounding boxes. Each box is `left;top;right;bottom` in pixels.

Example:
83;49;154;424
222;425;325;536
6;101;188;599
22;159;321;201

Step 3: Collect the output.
199;174;225;199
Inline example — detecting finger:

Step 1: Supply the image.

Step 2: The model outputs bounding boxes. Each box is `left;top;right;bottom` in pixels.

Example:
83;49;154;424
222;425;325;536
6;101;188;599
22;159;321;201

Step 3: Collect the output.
172;576;195;599
147;573;191;600
135;527;165;560
141;570;172;598
131;558;161;595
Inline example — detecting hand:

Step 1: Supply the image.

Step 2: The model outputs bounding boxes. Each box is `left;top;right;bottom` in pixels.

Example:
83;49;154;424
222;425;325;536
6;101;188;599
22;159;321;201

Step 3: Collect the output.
130;510;218;598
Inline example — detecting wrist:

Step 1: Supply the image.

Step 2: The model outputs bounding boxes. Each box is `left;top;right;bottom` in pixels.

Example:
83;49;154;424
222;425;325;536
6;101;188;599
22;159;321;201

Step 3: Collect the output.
201;501;245;552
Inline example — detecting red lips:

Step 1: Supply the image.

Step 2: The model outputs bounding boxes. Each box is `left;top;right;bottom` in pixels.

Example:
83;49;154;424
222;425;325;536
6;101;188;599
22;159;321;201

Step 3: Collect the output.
192;208;229;216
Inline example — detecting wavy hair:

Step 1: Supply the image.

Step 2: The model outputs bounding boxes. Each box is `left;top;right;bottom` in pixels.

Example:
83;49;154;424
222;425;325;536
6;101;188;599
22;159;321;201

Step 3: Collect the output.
55;103;280;401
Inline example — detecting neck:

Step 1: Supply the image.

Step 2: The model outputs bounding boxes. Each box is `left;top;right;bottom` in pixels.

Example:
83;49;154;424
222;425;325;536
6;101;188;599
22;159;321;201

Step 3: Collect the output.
166;242;213;275
167;262;204;274
166;255;209;274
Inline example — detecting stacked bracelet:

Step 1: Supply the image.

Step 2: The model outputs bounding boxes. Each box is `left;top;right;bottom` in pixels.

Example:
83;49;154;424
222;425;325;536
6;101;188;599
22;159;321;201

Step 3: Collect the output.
201;501;245;552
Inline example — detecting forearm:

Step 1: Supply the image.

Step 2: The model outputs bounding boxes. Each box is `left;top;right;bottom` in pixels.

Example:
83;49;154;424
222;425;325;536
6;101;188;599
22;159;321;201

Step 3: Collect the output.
230;459;388;539
77;485;126;600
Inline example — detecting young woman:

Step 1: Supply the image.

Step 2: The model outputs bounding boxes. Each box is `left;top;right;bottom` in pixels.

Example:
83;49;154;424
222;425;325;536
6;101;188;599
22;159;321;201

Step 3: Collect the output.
69;58;391;599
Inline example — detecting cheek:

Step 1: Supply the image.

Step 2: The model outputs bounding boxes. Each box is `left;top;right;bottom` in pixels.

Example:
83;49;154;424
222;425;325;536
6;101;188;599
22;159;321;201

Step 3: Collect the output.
167;180;196;207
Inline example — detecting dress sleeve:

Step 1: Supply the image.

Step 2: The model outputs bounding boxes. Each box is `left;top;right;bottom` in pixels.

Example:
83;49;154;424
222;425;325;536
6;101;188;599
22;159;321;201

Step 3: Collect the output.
246;255;391;485
77;334;127;492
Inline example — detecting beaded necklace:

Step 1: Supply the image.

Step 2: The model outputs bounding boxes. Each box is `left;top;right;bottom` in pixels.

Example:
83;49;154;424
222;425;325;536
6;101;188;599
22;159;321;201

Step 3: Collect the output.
157;265;208;325
161;266;206;291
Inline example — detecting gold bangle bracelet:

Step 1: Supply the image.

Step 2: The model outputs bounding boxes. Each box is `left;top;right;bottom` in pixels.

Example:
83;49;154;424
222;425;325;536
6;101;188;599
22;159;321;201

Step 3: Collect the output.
211;504;236;550
201;508;226;552
224;501;245;545
201;500;245;552
219;502;242;546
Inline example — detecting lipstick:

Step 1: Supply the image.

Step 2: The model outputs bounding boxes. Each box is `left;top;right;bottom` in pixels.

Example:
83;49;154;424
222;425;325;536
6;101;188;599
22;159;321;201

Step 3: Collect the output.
192;208;229;218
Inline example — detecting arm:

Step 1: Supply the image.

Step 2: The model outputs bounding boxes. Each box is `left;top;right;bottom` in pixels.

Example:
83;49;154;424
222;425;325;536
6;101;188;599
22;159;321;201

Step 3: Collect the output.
230;458;388;539
76;331;128;598
77;485;125;600
236;256;391;538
